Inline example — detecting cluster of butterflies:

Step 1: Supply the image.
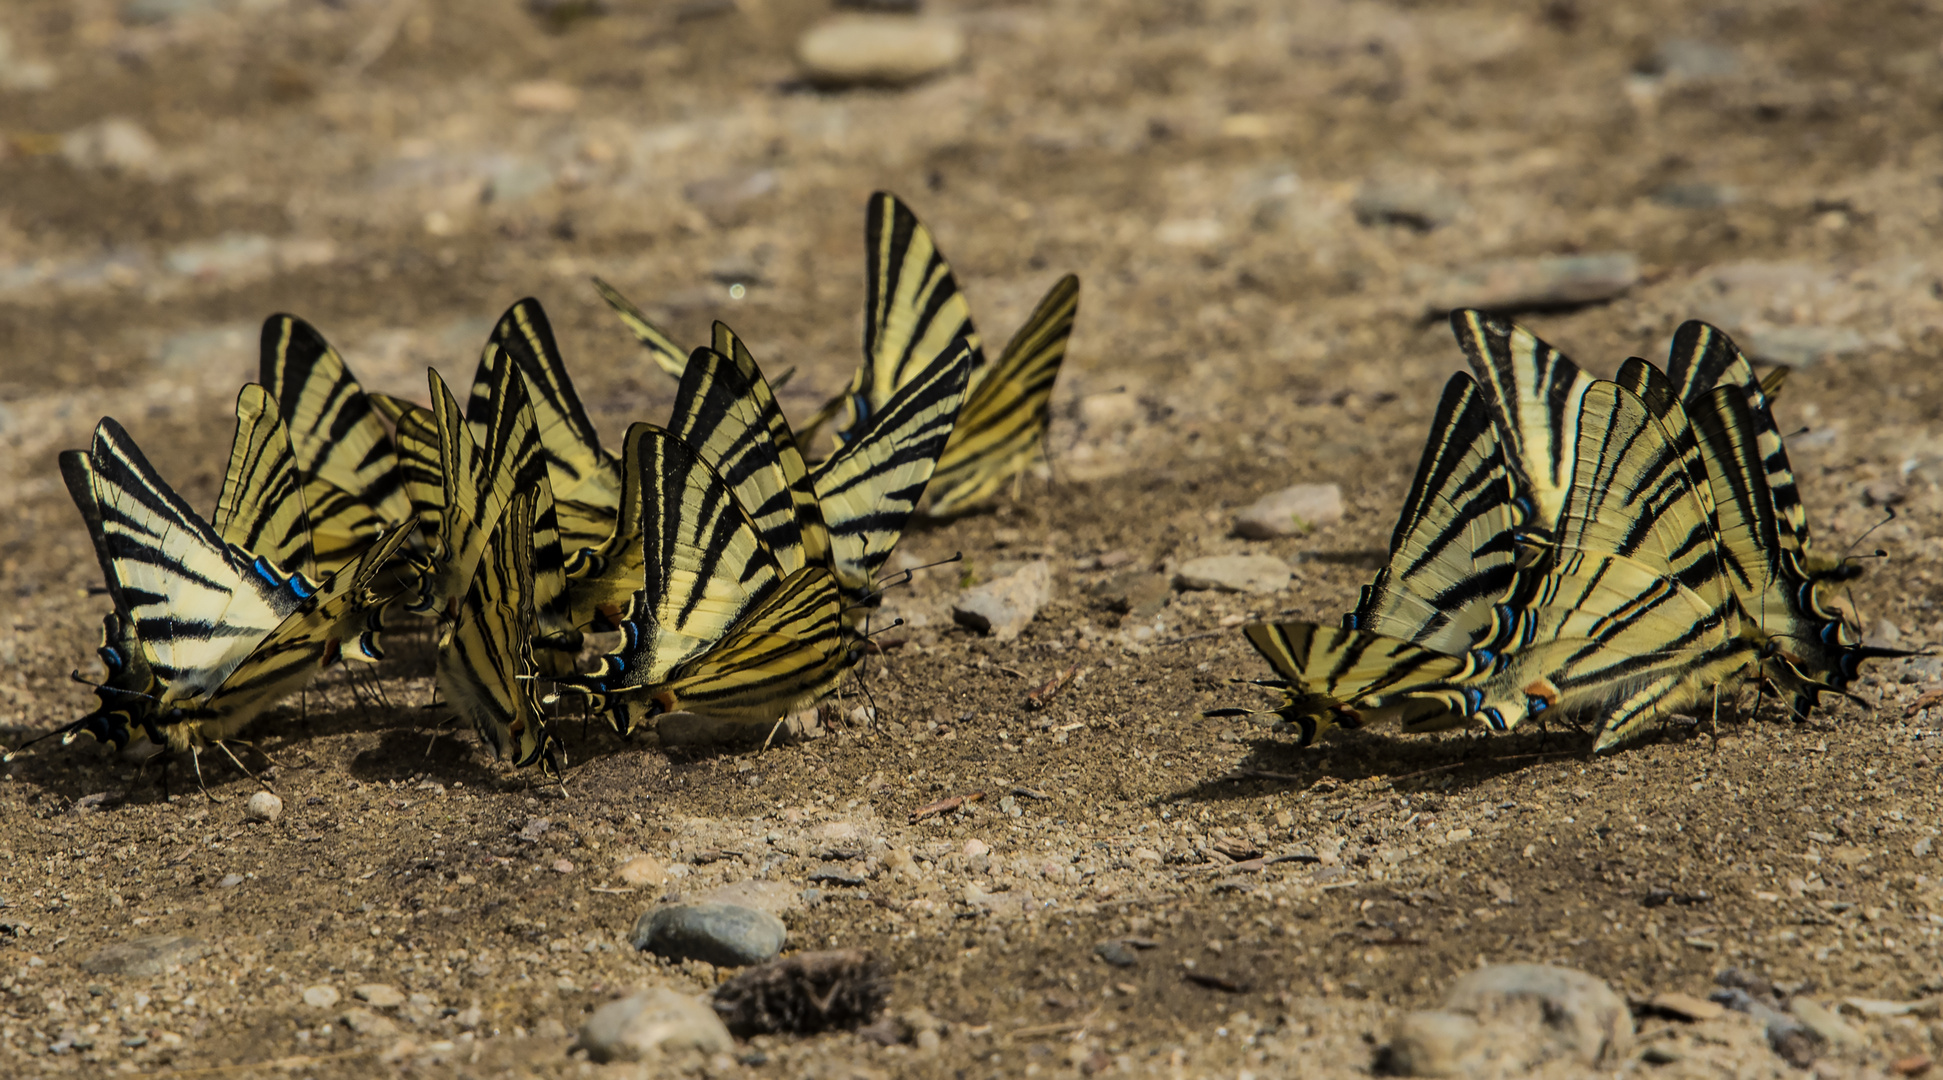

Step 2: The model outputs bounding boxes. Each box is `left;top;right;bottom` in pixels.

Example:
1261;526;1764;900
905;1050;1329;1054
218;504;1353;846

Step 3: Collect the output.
1215;311;1912;752
39;193;1081;782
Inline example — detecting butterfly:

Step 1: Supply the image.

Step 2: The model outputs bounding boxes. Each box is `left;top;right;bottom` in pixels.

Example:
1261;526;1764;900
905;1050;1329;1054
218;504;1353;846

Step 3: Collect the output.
1662;321;1910;717
554;427;856;735
436;491;562;773
57;408;413;766
258;315;416;573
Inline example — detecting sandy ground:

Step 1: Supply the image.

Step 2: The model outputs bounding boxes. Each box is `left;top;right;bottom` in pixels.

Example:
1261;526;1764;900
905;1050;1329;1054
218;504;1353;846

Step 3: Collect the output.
3;0;1943;1076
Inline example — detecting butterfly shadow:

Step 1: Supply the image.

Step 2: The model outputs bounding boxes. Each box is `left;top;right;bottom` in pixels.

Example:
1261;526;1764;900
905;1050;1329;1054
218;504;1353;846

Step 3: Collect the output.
1166;725;1596;806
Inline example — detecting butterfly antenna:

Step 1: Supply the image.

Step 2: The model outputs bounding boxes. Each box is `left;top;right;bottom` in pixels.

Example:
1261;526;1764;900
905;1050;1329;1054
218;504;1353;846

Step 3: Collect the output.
850;552;965;608
67;670;159;701
1842;506;1898;562
215;739;275;794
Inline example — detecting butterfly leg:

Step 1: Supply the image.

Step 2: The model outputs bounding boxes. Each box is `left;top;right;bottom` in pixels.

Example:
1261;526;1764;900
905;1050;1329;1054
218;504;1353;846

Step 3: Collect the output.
189;745;225;802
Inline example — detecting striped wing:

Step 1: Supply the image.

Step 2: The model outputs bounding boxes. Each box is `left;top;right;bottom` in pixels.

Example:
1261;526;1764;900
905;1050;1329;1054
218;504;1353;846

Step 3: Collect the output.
1349;373;1523;654
591;275;691;379
624;566;852;730
483;298;623;553
408;364;535;619
177;521;414;746
668;336;829;575
810;335;976;604
1663;320;1816;567
436;493;559;771
373;393;445;538
213;384;314;579
1450;309;1595;540
60;451;159;749
925;274;1081;516
1687;385;1900;717
259;315;412;571
1466;381;1750;745
562;428;785;710
800;192;986;448
86;418;305;705
1222;622;1473;746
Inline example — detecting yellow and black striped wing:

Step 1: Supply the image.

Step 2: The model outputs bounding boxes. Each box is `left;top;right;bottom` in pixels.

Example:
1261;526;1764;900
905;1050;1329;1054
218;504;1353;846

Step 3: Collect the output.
213;384;314;579
1218;622;1473;745
1349;373;1523;655
259;315;412;571
373;393;445;539
408;363;536;619
591;275;691;379
436;493;559;771
810;335;976;604
668;338;830;575
1450;309;1596;540
483;299;623;553
649;566;852;727
801;192;986;448
925;274;1081;516
59;451;161;750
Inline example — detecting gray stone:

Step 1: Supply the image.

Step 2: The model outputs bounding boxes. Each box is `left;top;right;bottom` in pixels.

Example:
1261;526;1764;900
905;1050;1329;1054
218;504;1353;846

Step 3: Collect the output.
354;984;406;1008
339;1007;399;1036
1644;39;1739;80
1423;253;1639;315
1866;618;1903;650
808;862;867;886
302;985;341;1009
122;0;219;23
1712;988;1819;1067
1094;941;1137;968
1441;963;1633;1068
952;561;1053;641
630;902;786;967
1352;178;1465;231
83;935;209;977
1382;1009;1482;1077
1174;555;1290;594
244;791;282;823
1233;484;1344;539
796;16;964;86
576;988;733;1063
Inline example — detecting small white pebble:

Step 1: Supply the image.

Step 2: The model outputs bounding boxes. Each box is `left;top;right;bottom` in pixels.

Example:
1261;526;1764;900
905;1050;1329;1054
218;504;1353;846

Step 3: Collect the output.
244;791;283;823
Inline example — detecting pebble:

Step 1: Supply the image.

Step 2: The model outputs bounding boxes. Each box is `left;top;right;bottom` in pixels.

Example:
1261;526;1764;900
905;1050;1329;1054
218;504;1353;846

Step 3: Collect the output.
952;561;1053;641
1173;554;1290;594
617;855;665;888
796;16;965;87
1651;991;1726;1021
1085;569;1170;618
1644;39;1740;80
1789;998;1863;1047
244;791;283;823
509;79;579;113
1352;177;1465;231
81;935;209;977
1233;483;1344;539
809;862;867;887
963;839;990;858
575;988;732;1063
1711;988;1818;1067
217;873;245;888
1095;941;1137;968
1398;963;1635;1071
1382;1010;1481;1076
340;1007;400;1037
630;902;786;967
302;985;341;1009
355;984;406;1009
60;117;160;176
1422;253;1639;315
552;859;575;874
518;816;551;842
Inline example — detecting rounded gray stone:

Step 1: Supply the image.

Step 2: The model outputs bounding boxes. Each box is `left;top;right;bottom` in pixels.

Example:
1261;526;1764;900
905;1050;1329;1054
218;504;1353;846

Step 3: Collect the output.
796;15;964;86
1233;483;1344;539
577;988;732;1063
1442;963;1634;1067
630;901;786;967
1173;554;1290;594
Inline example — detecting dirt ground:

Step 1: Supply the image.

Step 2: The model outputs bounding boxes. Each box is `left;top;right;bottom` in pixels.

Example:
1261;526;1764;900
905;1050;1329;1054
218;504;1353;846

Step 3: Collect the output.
4;0;1943;1076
